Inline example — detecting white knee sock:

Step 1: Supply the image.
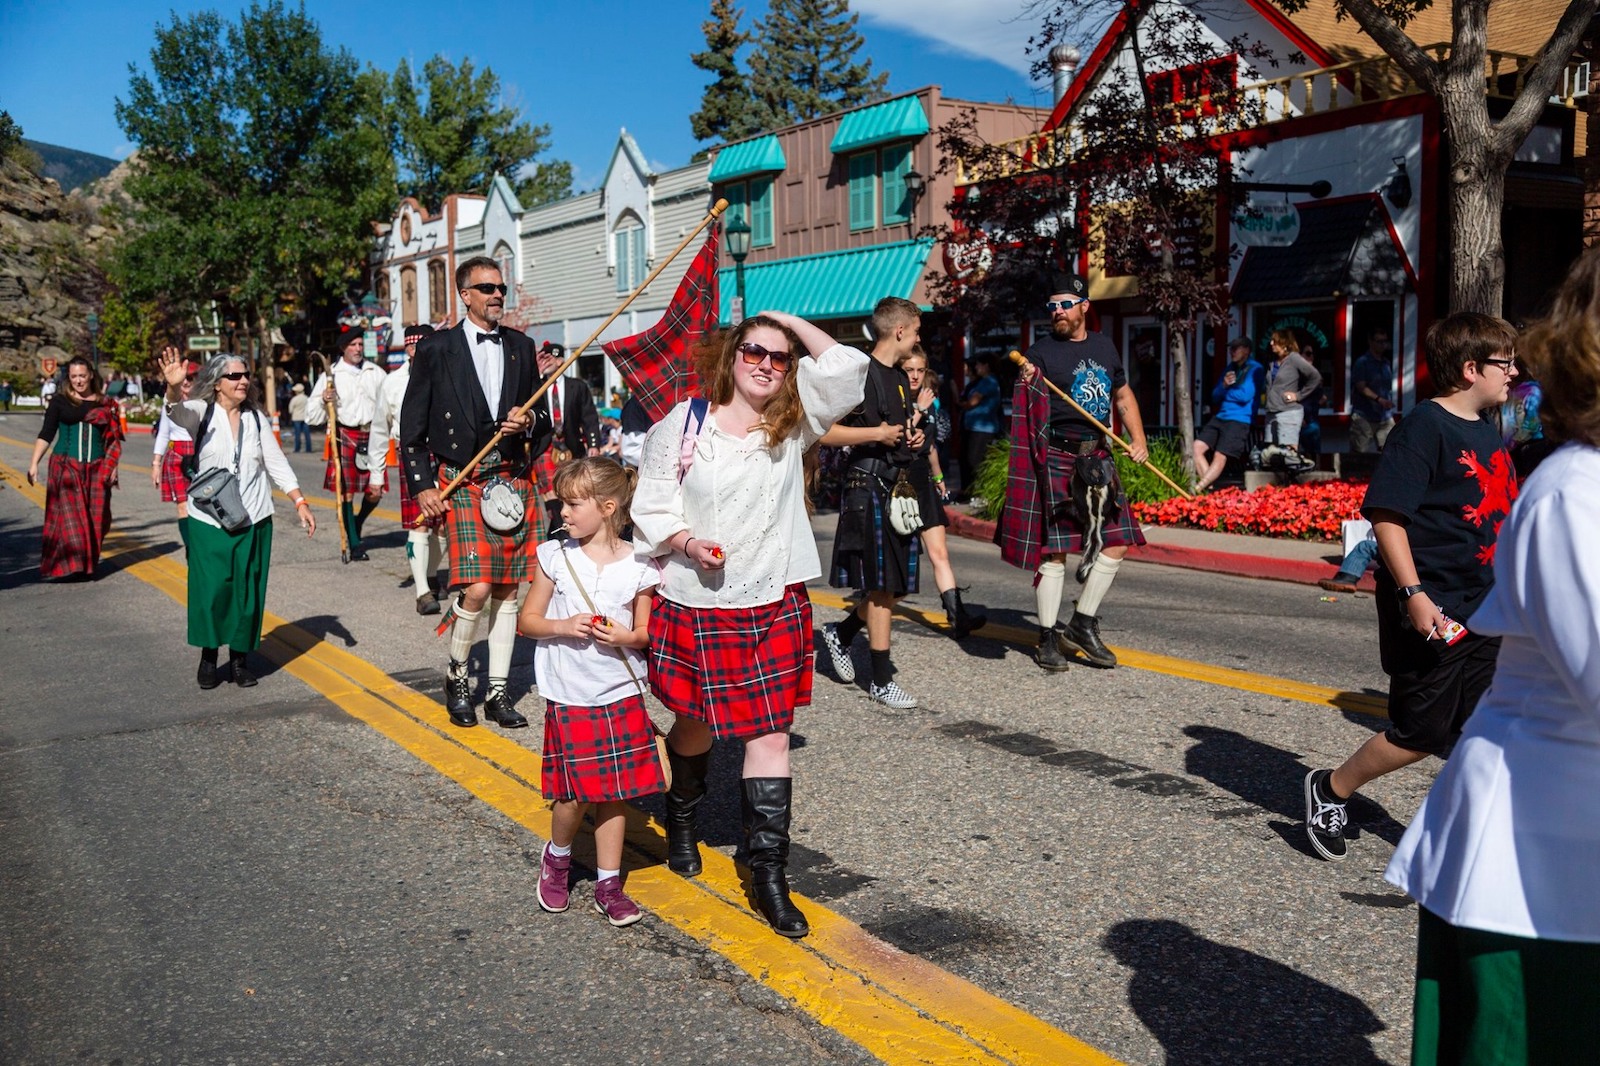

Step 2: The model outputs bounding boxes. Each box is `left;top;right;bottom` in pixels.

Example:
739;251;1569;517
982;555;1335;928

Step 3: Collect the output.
1036;560;1067;629
449;603;482;669
485;593;520;688
1075;555;1122;618
407;529;433;599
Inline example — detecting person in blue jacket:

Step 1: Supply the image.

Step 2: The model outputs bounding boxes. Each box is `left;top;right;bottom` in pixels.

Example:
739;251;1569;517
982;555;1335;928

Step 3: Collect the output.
1192;338;1266;491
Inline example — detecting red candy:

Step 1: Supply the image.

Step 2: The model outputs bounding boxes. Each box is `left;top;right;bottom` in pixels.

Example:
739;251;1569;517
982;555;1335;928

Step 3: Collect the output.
590;615;607;627
709;546;724;559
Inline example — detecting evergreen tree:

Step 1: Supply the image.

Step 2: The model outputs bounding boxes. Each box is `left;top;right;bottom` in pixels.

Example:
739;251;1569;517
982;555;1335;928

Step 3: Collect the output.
751;0;889;127
689;0;763;150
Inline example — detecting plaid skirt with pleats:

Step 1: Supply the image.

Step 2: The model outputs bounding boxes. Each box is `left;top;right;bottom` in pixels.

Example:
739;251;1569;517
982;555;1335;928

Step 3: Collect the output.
541;694;665;803
323;428;386;496
398;471;443;531
440;457;541;586
159;441;194;503
648;583;813;739
41;456;114;579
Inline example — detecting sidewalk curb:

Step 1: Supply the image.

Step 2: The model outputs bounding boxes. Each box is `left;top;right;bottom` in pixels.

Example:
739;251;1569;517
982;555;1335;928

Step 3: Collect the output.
942;506;1376;591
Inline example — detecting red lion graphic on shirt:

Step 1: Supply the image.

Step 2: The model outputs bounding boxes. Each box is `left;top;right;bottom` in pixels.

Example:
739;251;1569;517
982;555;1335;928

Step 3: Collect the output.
1458;449;1518;564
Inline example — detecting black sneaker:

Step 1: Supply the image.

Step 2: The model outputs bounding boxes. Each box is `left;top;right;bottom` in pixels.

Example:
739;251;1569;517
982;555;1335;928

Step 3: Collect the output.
1034;627;1070;673
1304;769;1349;860
1056;613;1117;668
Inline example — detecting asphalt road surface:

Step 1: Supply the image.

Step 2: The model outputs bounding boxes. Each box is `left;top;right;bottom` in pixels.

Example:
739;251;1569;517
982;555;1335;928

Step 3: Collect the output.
1;414;1423;1065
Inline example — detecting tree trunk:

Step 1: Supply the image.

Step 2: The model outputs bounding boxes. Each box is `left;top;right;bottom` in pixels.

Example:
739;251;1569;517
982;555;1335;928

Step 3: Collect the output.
1440;84;1509;316
1168;327;1196;480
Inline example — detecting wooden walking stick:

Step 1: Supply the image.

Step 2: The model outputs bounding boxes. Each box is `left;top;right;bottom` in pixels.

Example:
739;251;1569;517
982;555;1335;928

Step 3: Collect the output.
1007;350;1193;499
434;198;731;503
315;351;351;562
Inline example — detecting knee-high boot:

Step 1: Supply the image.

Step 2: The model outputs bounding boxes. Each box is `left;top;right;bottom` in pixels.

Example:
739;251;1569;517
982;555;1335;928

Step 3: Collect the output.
664;747;710;876
741;777;809;938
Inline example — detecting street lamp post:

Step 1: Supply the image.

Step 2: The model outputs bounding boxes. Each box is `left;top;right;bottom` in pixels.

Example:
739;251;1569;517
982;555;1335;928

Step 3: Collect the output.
86;312;99;374
725;215;752;325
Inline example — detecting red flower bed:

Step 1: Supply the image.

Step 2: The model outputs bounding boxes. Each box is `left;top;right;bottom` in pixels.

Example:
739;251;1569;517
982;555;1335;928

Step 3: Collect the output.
1131;479;1368;541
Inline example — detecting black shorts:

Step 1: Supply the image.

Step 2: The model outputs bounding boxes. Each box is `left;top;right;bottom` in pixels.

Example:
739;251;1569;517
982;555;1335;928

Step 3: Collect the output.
1374;573;1500;757
1197;417;1251;458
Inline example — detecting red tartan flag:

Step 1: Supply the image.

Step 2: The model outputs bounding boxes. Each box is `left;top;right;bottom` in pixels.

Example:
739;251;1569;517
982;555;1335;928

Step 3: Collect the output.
602;226;720;423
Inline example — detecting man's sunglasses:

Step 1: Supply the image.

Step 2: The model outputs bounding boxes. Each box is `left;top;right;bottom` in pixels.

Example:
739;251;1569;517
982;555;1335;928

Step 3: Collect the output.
219;371;251;381
737;341;793;371
464;282;508;296
1045;297;1086;312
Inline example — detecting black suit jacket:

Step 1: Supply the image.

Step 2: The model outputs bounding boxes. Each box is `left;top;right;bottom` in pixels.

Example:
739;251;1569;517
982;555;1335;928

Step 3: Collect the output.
549;374;600;457
400;322;553;495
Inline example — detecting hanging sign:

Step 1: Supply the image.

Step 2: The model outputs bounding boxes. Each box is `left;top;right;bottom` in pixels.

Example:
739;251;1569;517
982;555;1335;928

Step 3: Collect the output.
1233;200;1301;247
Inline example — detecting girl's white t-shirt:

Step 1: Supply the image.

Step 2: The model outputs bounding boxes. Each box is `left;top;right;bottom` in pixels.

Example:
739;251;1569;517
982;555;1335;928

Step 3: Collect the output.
533;538;661;707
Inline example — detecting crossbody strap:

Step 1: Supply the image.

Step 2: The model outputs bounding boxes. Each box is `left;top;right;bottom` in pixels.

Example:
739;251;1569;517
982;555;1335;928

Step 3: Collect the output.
557;547;650;704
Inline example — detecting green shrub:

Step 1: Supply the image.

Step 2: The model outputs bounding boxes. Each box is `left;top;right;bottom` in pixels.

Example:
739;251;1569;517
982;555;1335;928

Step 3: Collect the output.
971;440;1011;522
967;433;1188;522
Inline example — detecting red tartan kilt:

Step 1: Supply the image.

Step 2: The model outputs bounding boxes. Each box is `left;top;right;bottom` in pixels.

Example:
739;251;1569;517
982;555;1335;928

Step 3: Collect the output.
648;584;813;739
440;459;541;586
1040;447;1146;555
41;456;113;579
541;694;666;802
323;428;386;495
398;473;442;530
159;441;193;502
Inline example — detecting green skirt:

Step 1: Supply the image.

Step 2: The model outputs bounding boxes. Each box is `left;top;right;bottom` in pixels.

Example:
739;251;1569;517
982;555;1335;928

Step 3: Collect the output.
187;516;273;652
1414;906;1600;1065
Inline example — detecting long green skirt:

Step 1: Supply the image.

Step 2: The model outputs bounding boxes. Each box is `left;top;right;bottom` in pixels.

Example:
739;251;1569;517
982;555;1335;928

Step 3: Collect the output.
1414;906;1600;1065
187;516;273;652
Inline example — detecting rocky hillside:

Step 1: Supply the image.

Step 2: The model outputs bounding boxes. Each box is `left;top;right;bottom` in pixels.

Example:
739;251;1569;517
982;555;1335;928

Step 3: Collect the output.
0;151;128;380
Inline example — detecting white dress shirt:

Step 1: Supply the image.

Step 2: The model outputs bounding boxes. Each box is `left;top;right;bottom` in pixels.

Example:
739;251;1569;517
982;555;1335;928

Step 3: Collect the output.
164;400;301;530
367;363;410;471
306;359;385;428
152;407;192;459
632;342;869;608
466;325;504;416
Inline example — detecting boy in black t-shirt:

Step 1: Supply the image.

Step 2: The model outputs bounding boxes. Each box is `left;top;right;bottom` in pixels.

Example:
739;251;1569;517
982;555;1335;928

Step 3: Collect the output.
1304;313;1520;861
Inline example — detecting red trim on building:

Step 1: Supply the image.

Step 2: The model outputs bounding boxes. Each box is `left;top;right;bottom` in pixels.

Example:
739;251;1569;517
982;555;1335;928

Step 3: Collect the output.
1239;0;1335;68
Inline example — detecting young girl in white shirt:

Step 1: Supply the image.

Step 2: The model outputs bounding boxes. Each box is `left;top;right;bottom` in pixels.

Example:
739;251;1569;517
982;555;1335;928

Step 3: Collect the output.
518;457;663;927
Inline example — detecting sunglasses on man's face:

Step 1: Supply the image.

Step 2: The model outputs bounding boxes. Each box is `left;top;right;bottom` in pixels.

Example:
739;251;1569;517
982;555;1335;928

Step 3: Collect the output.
1045;298;1086;313
737;341;793;371
219;371;251;381
464;282;508;296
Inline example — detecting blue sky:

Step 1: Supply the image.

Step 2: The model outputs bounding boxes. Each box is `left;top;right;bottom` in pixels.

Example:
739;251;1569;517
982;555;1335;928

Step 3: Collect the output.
0;0;1061;192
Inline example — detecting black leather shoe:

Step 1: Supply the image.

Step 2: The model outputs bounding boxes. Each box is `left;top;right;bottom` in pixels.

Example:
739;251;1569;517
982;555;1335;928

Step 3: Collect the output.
197;655;220;690
1035;627;1070;673
445;668;476;727
415;592;441;616
1057;612;1117;668
349;549;371;562
230;655;258;688
483;688;528;729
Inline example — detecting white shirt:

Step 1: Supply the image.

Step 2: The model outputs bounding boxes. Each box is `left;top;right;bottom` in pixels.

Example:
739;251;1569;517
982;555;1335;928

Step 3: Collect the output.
532;539;661;706
1386;443;1600;942
367;363;410;471
306;359;385;428
632;342;869;608
164;400;301;530
152;407;193;458
466;324;504;416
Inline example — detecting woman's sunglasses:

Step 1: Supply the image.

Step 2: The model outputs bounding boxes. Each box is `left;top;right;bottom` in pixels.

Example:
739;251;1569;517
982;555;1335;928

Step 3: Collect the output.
219;371;251;381
737;342;793;371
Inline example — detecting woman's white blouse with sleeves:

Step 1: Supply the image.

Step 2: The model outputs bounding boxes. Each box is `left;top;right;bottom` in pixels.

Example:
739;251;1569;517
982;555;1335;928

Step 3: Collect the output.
165;400;301;530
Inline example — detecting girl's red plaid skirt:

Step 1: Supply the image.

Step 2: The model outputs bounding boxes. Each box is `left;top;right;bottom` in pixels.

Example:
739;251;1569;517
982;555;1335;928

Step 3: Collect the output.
648;583;813;739
541;694;666;802
159;440;193;503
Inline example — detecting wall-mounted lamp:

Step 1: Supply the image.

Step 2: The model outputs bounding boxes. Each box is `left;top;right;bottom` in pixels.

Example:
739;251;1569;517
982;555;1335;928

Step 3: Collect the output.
1385;157;1412;210
903;168;927;208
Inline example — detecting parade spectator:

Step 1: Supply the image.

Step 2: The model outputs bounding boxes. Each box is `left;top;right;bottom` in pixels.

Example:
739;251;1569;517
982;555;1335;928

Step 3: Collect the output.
287;383;310;452
819;297;925;709
26;356;124;580
1192;337;1264;492
1349;329;1397;452
157;348;315;688
958;353;1001;499
520;458;662;927
998;272;1150;672
150;360;200;550
1385;248;1600;1063
1263;329;1321;466
0;378;13;410
901;344;986;638
1304;312;1521;861
40;375;57;402
632;311;867;939
368;324;446;615
1318;524;1378;594
307;325;387;561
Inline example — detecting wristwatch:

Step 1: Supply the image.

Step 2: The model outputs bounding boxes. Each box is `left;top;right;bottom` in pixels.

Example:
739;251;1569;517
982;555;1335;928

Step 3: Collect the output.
1396;584;1425;601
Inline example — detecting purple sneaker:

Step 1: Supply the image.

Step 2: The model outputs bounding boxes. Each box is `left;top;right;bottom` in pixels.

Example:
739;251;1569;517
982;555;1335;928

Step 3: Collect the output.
537;844;571;913
592;876;643;927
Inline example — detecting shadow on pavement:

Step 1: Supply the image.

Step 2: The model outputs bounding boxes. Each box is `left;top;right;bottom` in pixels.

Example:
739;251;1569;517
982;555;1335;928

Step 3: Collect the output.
1104;918;1392;1065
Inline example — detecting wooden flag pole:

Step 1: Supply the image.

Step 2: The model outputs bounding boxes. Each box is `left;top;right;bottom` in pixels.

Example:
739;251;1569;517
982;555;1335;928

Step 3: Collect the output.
1007;350;1193;499
315;351;352;561
435;198;731;501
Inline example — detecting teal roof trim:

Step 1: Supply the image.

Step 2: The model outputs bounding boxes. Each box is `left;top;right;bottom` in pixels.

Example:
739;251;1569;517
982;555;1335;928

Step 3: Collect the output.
719;239;934;324
708;136;787;182
829;97;930;154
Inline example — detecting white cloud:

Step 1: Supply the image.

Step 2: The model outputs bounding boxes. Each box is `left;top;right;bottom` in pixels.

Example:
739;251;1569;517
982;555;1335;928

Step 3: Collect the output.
854;0;1041;75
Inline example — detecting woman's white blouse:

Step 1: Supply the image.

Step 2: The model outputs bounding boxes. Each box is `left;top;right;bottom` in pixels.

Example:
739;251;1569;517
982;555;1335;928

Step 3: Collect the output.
1386;443;1600;942
632;343;869;608
165;400;301;530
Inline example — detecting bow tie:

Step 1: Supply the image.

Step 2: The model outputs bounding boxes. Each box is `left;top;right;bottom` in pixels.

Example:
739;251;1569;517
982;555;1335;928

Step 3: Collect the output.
477;332;501;345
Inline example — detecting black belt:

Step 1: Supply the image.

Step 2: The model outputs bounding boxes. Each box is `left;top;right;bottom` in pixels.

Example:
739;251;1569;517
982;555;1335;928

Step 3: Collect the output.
847;456;903;480
1048;434;1105;455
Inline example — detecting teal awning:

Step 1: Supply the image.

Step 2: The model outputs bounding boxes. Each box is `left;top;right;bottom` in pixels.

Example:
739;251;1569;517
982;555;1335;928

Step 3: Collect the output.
720;239;934;324
829;97;930;154
708;136;787;182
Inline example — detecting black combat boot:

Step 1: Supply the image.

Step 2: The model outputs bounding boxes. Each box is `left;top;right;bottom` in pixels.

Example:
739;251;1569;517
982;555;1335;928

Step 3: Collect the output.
1057;611;1117;668
664;747;711;876
741;777;809;938
1035;626;1070;672
939;587;988;639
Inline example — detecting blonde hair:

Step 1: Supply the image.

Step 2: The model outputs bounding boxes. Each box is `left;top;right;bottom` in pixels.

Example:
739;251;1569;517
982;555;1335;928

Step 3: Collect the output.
1521;247;1600;446
692;315;806;447
551;456;637;539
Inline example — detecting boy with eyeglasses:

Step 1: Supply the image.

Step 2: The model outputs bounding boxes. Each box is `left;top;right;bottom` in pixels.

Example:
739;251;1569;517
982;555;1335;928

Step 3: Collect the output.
1304;312;1520;861
998;272;1149;672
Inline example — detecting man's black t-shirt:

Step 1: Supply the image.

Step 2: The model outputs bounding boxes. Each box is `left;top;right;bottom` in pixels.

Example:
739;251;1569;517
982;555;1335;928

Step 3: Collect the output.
840;356;916;466
1361;400;1518;620
1027;332;1127;440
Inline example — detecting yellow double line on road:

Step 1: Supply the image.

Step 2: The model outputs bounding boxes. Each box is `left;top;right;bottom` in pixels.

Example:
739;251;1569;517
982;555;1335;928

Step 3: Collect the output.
0;453;1119;1066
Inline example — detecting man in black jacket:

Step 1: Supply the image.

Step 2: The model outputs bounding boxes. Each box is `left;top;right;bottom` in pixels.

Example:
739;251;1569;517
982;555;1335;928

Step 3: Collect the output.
535;341;600;532
401;256;553;729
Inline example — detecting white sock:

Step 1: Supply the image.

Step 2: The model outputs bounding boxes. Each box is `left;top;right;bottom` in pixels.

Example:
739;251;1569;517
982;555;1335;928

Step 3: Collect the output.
547;841;572;857
485;593;520;687
428;531;444;582
1036;560;1066;629
407;529;433;599
449;603;483;667
1075;555;1122;618
596;867;620;883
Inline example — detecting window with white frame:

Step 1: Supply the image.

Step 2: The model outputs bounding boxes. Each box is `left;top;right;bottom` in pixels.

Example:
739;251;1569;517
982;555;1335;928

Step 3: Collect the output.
613;217;647;293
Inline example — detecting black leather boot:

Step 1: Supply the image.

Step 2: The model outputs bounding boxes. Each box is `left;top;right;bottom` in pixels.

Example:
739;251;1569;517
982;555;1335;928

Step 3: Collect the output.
741;777;809;938
1035;626;1070;672
1057;611;1117;668
664;747;710;876
939;587;988;639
